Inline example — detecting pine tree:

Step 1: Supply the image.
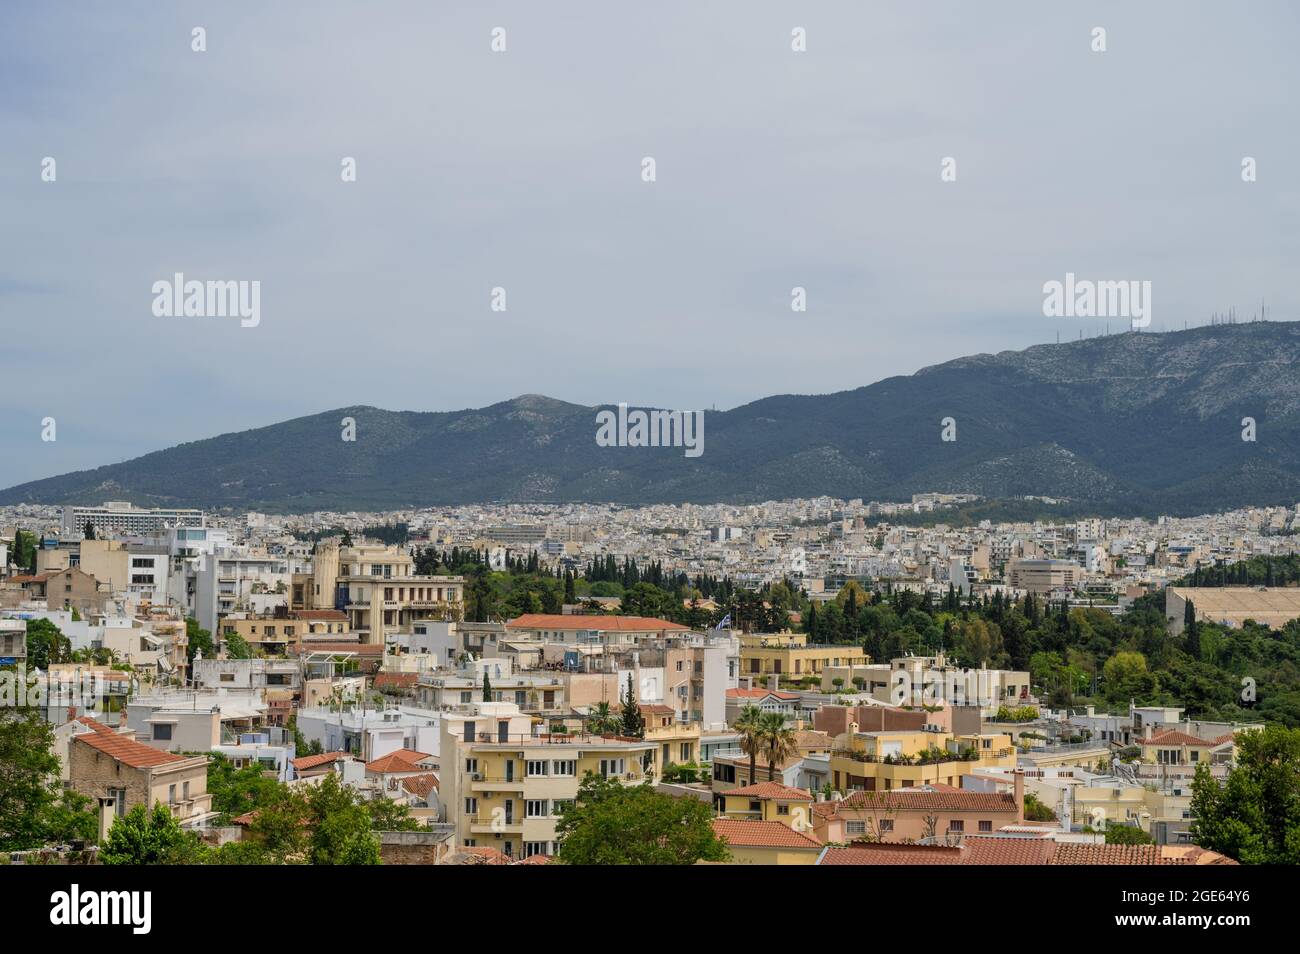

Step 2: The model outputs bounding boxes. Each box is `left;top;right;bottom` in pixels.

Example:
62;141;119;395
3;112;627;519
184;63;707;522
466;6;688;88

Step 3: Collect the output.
619;674;645;739
482;672;492;702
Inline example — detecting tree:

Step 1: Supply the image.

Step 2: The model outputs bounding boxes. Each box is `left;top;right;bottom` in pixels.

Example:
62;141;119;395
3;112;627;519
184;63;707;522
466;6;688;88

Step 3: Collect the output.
1022;793;1056;822
555;772;729;865
481;671;492;702
759;711;798;780
0;708;62;850
1105;823;1153;845
101;803;206;865
24;618;70;670
585;700;619;736
1191;724;1300;864
306;774;380;865
367;797;422;832
83;521;96;540
185;617;214;664
734;705;764;785
206;754;283;824
224;631;252;660
619;674;645;739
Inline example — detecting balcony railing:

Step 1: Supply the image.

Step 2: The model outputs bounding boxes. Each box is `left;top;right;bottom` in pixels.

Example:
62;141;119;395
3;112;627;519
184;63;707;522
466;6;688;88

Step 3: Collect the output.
467;732;650;746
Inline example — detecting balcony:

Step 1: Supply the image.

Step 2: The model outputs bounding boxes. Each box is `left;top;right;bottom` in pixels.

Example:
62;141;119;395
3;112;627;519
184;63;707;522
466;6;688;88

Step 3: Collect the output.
469;813;523;835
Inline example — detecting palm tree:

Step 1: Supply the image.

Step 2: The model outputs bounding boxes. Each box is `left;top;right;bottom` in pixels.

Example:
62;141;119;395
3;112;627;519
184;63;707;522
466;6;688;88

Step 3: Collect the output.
586;700;618;735
759;712;798;782
735;705;764;785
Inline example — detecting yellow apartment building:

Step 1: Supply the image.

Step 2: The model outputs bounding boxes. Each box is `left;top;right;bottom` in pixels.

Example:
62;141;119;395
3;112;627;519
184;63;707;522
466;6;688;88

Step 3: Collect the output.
718;781;816;828
440;701;656;860
830;727;1015;792
740;633;866;680
640;705;702;777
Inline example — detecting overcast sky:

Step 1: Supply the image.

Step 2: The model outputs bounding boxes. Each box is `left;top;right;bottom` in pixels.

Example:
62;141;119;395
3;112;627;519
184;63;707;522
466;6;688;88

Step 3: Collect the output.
2;0;1298;488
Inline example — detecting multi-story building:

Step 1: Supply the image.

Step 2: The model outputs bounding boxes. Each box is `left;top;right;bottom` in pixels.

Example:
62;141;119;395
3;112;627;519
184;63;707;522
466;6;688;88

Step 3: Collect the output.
829;726;1016;793
312;542;463;643
1005;558;1080;596
0;618;25;666
440;701;656;860
61;501;205;538
67;717;214;837
739;633;866;681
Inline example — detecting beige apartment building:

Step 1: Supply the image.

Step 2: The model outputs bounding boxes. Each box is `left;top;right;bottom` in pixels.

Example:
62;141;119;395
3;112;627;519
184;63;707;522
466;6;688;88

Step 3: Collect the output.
440;701;656;860
308;542;464;643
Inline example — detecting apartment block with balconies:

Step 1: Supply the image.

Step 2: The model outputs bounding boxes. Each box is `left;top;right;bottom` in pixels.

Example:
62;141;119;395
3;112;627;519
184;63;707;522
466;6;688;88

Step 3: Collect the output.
440;701;655;860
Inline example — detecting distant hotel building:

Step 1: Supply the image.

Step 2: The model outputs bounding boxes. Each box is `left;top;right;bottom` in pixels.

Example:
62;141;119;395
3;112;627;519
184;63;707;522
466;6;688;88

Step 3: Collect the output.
62;501;205;537
1005;558;1079;596
482;525;548;545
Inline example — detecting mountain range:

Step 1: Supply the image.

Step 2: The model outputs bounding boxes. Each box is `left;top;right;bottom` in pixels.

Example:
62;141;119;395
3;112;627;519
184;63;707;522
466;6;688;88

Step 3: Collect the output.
5;322;1300;516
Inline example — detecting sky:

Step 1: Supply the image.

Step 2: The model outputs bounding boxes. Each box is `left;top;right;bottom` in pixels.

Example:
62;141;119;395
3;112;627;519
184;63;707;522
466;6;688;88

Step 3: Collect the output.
2;0;1298;488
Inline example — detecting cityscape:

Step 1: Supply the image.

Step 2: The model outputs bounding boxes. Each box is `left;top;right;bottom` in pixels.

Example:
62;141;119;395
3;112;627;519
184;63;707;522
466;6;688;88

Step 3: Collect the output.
2;0;1291;932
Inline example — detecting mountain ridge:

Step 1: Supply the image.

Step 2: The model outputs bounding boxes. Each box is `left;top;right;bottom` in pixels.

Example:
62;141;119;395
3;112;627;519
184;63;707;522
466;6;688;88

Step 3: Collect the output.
5;323;1300;515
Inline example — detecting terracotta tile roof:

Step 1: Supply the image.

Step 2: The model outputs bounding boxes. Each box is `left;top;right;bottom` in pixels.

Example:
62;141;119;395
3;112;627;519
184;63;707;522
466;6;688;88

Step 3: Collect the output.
75;716;118;736
727;687;800;700
817;837;1236;866
819;843;965;866
373;672;419;688
961;835;1058;865
1144;730;1217;747
839;788;1018;813
292;610;348;620
291;751;348;770
74;730;188;769
724;781;813;801
794;730;832;748
365;749;432;774
506;614;687;632
712;819;822;850
448;846;512;865
400;773;439;799
514;853;552;865
1048;842;1184;866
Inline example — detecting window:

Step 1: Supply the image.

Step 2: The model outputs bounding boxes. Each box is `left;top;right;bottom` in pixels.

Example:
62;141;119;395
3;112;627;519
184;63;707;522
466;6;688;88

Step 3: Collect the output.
676;661;684;672
168;784;176;803
153;724;173;741
183;782;190;801
776;804;789;816
464;797;478;815
551;760;576;776
846;821;866;836
526;760;548;777
749;800;761;813
599;758;625;778
465;758;478;774
552;799;574;815
680;743;691;761
526;799;549;818
523;841;549;858
107;787;126;816
979;820;992;832
948;820;965;832
879;819;894;832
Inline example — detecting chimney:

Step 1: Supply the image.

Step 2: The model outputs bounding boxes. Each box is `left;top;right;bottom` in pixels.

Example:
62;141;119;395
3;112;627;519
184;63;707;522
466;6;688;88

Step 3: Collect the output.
1013;770;1025;822
118;708;128;729
767;673;779;691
